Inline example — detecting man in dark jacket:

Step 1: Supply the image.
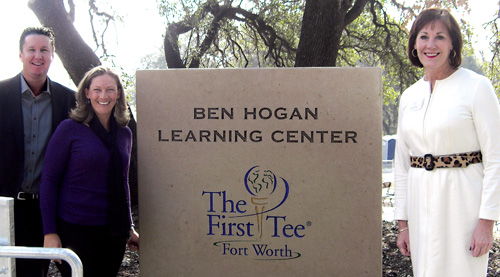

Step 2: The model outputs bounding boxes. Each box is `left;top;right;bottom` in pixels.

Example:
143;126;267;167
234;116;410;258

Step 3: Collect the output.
0;27;76;276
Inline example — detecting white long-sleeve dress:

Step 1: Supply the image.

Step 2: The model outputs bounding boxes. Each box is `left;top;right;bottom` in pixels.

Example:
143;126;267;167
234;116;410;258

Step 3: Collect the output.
394;68;500;276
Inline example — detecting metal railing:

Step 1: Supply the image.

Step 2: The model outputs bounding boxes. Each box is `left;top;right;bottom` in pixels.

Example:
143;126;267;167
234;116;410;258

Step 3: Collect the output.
0;246;83;277
0;197;83;277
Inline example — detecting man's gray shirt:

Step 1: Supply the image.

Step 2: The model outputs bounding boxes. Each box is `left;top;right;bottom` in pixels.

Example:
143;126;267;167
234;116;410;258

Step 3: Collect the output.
20;75;52;194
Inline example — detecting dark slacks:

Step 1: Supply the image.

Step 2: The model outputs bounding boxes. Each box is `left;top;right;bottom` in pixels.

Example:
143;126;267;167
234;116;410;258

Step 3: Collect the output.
55;218;127;277
13;199;49;277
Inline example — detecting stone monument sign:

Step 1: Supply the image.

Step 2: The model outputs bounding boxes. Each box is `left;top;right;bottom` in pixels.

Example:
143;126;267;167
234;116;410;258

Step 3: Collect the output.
136;68;382;276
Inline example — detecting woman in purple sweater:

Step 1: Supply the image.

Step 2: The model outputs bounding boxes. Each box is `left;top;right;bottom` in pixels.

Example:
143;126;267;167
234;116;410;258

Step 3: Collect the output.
40;66;139;276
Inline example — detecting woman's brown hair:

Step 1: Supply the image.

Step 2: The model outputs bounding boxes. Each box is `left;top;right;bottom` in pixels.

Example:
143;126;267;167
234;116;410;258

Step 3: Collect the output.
408;8;462;68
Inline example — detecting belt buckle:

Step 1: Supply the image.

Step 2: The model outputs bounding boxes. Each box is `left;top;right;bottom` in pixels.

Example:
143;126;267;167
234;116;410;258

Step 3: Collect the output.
16;192;38;200
17;192;28;200
423;154;434;171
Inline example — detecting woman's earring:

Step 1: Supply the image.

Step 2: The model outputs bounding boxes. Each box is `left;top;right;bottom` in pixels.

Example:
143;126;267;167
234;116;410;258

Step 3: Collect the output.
87;98;91;104
450;49;457;58
412;49;418;57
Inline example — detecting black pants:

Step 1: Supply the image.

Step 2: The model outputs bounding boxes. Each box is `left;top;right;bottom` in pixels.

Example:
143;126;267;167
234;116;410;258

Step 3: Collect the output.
55;218;127;277
14;199;49;277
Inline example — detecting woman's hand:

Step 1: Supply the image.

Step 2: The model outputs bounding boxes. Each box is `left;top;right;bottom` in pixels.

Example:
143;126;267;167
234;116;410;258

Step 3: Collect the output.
470;219;495;257
127;228;139;251
397;220;411;256
44;233;62;264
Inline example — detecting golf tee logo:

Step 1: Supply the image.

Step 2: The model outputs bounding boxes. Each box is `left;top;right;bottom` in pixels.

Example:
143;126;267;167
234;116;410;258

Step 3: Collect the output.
203;166;305;260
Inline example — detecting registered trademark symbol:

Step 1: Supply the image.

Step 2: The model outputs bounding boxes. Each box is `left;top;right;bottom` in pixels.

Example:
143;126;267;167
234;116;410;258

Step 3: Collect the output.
306;221;312;227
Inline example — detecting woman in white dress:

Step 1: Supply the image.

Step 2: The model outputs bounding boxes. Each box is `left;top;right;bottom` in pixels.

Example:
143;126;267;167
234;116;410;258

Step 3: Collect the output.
394;8;500;276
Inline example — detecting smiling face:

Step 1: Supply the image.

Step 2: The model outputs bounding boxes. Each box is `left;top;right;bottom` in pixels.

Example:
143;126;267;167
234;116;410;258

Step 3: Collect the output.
85;74;120;125
19;34;54;83
414;20;454;74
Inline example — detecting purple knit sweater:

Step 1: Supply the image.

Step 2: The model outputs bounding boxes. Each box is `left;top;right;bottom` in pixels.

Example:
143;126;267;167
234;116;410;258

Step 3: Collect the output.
40;119;132;235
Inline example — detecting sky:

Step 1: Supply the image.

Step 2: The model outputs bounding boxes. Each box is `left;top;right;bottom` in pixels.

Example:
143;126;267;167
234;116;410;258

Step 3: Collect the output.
0;0;498;89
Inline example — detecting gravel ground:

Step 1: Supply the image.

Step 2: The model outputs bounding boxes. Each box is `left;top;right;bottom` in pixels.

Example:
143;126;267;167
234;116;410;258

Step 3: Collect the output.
47;245;140;276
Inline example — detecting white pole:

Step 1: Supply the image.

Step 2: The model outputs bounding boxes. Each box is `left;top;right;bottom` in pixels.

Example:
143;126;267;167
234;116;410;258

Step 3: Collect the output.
0;197;14;277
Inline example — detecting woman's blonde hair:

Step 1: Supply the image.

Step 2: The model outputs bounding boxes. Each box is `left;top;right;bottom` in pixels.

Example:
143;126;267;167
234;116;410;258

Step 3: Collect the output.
70;66;130;127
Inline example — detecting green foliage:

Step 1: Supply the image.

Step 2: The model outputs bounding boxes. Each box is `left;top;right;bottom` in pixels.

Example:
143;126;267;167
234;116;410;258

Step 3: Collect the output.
158;0;303;67
339;3;421;103
155;0;473;134
336;2;421;134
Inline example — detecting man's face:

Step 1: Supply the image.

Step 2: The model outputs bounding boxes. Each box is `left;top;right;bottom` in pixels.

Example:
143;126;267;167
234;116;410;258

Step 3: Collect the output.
19;34;54;81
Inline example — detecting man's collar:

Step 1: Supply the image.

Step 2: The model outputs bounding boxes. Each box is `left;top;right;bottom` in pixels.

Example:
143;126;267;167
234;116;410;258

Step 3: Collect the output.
20;73;51;95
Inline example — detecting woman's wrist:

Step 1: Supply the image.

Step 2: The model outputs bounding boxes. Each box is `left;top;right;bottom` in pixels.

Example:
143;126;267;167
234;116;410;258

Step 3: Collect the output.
398;220;408;233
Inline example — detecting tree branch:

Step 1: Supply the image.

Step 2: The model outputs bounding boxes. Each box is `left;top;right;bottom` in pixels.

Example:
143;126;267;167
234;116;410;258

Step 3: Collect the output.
88;0;115;57
344;0;370;28
164;1;295;68
226;6;296;66
164;0;214;68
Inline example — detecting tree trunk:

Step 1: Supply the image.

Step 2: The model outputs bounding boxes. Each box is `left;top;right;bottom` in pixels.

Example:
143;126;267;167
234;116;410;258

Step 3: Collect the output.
295;0;369;67
295;0;343;67
28;0;101;85
164;23;187;68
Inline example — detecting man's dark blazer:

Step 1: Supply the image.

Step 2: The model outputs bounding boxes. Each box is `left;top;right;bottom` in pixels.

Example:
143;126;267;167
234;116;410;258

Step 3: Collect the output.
0;73;76;198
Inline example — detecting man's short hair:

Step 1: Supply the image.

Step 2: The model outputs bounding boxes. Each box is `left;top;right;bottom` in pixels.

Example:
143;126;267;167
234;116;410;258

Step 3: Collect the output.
19;27;56;52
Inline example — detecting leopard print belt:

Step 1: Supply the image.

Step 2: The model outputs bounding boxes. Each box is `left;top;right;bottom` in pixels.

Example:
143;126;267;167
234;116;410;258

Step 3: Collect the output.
410;151;482;171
